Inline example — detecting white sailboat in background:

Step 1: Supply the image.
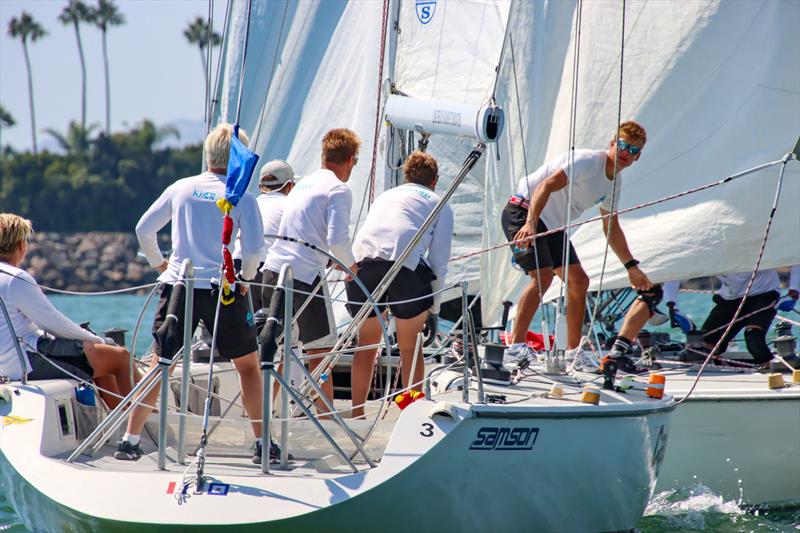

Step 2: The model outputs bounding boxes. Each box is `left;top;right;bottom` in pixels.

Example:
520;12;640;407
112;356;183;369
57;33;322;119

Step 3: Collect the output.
0;1;677;531
476;0;800;507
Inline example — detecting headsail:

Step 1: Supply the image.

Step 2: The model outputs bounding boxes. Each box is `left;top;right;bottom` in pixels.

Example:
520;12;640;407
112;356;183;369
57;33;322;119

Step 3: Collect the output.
482;0;800;322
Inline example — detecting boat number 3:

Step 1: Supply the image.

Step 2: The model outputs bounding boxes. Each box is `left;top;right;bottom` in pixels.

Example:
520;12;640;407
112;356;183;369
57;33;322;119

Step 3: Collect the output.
420;423;434;437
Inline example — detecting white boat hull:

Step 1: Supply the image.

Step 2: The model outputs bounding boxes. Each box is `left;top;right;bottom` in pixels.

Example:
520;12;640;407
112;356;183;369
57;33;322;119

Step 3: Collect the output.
1;379;674;532
656;369;800;507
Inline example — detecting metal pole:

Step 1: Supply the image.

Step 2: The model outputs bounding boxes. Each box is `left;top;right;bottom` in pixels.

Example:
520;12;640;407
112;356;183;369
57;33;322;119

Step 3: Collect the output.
158;262;191;470
461;281;470;404
261;266;293;474
178;262;194;465
280;267;293;468
0;296;28;385
67;357;175;462
468;307;485;404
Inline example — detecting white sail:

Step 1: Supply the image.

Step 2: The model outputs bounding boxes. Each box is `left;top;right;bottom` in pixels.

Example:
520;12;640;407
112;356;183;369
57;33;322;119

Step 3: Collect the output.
482;0;800;322
392;0;511;289
214;0;388;231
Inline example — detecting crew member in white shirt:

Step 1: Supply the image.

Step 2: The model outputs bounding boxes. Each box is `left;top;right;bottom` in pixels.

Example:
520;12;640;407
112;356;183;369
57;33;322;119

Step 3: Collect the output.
262;128;360;413
232;159;295;306
699;266;799;364
116;123;268;462
0;214;136;407
346;151;453;418
501;121;653;370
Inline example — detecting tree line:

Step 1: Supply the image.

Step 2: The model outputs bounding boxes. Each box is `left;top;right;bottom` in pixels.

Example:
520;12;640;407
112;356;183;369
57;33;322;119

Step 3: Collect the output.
2;1;222;154
0;120;201;232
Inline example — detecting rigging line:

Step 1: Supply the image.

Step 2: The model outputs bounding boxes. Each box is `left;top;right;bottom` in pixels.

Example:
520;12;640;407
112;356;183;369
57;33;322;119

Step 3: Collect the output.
203;0;214;140
678;153;792;405
489;2;514;103
449;154;788;263
251;0;290;149
579;0;626;355
233;0;254;126
558;0;584;316
366;0;392;208
207;0;231;126
510;34;549;326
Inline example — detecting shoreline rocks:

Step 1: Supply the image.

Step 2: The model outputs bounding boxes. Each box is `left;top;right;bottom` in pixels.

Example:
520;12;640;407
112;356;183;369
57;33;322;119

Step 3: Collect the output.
22;232;170;294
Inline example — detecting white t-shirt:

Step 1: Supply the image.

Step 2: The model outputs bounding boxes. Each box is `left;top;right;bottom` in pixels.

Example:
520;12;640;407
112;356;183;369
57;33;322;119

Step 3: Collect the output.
717;266;800;300
136;171;264;288
264;169;355;285
352;183;454;312
515;149;620;229
0;262;104;381
232;191;289;262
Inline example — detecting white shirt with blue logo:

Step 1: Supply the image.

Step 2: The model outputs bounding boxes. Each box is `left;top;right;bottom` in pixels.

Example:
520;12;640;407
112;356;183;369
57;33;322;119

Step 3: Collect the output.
352;183;454;312
136;171;264;288
264;169;354;285
515;149;620;230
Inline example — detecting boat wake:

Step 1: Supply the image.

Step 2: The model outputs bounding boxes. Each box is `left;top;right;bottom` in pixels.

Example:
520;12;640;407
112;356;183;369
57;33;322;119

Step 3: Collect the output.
643;484;800;532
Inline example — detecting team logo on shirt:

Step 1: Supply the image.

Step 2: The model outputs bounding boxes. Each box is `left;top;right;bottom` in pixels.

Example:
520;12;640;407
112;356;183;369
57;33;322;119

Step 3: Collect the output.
416;1;437;24
192;189;217;201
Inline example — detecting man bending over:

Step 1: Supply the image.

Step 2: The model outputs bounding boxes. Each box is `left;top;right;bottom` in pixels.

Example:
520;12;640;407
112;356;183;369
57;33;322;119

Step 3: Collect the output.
501;121;653;369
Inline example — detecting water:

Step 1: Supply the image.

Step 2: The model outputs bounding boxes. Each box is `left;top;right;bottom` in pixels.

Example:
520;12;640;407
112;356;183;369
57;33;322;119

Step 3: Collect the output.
2;292;798;531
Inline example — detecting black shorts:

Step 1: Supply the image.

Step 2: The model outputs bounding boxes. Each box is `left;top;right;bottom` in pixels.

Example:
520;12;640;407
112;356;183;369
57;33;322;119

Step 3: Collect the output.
152;284;257;360
260;270;336;348
27;336;94;382
345;258;435;319
501;203;580;272
701;290;779;347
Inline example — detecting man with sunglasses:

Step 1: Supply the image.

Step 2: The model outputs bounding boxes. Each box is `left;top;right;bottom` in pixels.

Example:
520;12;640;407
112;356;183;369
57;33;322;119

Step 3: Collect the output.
501;121;653;370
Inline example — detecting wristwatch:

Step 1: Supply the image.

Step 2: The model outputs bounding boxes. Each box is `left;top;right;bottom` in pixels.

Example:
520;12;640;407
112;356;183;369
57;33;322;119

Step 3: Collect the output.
624;259;640;270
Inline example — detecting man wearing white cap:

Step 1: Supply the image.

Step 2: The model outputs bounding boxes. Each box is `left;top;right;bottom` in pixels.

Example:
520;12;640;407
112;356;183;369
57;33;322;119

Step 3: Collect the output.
233;160;295;306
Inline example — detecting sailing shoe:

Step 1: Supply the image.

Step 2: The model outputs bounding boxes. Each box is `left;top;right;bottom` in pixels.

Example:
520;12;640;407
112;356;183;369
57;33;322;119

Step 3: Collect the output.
113;439;143;461
252;440;294;465
609;355;649;375
503;344;538;370
569;348;600;372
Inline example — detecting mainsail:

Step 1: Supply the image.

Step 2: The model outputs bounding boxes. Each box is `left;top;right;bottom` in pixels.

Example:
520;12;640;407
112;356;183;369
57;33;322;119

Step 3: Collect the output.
482;0;800;321
212;0;799;327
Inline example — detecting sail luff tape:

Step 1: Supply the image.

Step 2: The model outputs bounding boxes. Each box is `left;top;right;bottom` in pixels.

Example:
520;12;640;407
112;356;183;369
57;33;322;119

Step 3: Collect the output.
646;373;666;399
793;369;800;384
768;373;786;389
581;385;600;405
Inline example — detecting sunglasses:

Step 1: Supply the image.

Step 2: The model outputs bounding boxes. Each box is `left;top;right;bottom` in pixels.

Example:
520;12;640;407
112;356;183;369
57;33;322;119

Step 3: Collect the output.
617;139;642;155
353;155;359;165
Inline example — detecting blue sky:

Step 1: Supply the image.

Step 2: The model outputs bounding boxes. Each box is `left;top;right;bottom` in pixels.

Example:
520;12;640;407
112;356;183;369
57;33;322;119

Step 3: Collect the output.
0;0;226;151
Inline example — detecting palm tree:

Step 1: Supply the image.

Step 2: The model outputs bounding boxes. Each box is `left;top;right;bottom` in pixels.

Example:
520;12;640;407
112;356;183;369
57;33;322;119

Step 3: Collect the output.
44;121;98;158
7;12;47;154
91;0;125;134
0;104;15;150
59;0;92;133
183;16;221;89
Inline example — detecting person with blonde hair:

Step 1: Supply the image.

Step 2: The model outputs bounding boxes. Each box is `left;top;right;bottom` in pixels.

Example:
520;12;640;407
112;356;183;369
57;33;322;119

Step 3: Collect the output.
262;128;361;416
501;121;655;372
346;151;453;418
0;213;137;407
115;122;267;462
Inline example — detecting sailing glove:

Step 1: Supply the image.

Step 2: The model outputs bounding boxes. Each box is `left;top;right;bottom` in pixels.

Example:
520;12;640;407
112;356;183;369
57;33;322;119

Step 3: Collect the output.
777;291;799;312
667;302;694;334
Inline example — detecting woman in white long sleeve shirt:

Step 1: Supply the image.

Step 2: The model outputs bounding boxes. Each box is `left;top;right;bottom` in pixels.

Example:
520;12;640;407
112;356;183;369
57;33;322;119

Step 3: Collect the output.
0;214;136;408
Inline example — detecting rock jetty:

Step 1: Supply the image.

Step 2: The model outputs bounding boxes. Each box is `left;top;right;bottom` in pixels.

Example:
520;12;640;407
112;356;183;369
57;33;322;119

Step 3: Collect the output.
22;232;171;294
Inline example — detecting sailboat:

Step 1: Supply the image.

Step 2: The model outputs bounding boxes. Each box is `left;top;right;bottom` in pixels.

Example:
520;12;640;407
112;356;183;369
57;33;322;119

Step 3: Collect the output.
477;0;800;508
0;1;674;531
